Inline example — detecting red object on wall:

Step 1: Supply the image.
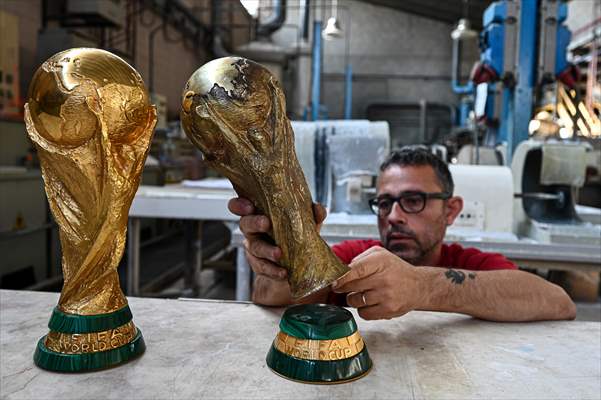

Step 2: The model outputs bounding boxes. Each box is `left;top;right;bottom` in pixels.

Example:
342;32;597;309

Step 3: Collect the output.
471;62;499;84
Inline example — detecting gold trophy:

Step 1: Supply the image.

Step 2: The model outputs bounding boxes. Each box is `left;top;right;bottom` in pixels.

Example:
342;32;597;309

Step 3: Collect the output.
181;57;372;383
25;48;156;372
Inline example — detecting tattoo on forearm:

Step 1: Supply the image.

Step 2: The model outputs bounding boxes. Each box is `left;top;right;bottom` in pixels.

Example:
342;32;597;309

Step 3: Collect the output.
445;270;476;284
445;269;465;284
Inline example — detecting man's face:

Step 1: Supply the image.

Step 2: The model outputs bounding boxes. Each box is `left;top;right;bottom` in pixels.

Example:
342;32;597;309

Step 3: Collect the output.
376;165;450;265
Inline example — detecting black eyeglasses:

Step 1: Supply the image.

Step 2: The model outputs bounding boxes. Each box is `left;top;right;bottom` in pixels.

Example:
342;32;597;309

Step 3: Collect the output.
368;191;451;216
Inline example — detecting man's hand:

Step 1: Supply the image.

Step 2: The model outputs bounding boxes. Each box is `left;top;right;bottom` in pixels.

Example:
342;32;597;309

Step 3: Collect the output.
228;197;327;306
332;246;426;320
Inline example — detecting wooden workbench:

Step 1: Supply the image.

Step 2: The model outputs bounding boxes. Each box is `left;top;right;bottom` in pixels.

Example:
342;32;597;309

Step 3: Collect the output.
1;290;599;399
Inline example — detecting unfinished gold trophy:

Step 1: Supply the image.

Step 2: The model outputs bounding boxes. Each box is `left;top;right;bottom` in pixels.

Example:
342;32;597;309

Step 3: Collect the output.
25;48;156;372
181;58;372;384
181;57;349;299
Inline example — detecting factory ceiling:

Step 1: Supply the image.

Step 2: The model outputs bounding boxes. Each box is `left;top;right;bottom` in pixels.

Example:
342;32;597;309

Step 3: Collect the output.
359;0;494;30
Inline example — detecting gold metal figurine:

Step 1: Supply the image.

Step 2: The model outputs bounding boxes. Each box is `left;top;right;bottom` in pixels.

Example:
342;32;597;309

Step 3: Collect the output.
180;57;349;299
25;48;156;371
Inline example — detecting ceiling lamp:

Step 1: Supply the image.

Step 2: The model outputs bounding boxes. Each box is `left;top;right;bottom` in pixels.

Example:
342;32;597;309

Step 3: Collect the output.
451;18;477;41
322;16;343;40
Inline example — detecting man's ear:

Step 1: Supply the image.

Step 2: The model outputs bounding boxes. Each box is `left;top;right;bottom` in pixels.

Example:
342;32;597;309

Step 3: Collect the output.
445;196;463;226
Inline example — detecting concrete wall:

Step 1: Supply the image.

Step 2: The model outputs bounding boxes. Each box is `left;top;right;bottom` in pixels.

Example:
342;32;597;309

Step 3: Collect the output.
265;0;478;119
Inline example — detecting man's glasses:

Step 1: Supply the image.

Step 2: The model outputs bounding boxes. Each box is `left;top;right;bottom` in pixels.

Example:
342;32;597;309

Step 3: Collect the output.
368;191;451;216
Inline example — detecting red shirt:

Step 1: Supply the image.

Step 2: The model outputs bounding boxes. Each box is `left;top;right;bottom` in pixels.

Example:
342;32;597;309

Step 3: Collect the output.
328;239;516;306
331;239;517;270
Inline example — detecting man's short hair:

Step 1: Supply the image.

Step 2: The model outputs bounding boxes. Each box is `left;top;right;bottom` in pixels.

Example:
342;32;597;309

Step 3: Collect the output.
379;146;454;195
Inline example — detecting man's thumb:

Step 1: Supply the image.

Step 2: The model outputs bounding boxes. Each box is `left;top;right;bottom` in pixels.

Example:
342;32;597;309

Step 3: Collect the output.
313;202;327;229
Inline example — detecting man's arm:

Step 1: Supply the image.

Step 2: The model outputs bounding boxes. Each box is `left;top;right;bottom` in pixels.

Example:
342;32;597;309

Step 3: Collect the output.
417;266;576;321
333;246;576;322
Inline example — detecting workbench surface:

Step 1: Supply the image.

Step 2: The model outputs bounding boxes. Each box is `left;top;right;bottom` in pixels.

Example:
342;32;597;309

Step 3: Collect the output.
1;290;599;399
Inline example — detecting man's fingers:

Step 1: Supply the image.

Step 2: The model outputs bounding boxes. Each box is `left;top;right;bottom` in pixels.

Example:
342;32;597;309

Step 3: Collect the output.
350;246;383;264
332;259;380;292
252;275;293;306
240;215;271;234
333;276;375;294
228;197;254;216
244;238;281;262
358;305;390;321
313;203;327;225
346;290;379;309
245;250;287;280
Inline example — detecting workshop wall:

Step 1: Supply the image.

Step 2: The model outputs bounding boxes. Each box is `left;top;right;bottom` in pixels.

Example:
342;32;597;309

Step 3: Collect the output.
269;0;479;119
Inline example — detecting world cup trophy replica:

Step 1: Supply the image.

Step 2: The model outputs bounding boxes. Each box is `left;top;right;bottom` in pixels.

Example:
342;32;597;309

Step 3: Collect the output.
25;48;156;372
181;57;372;383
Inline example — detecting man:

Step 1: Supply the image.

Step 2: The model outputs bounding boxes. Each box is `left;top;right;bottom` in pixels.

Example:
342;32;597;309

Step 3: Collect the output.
228;147;576;322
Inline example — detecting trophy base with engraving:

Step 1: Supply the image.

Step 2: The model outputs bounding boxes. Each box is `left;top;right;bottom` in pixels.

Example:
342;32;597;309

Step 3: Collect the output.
33;305;145;372
266;304;372;384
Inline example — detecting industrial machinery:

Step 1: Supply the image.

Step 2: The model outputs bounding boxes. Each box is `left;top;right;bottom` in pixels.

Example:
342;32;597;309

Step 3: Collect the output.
512;140;601;246
291;120;390;215
451;0;579;164
325;121;390;214
444;0;601;247
447;164;516;241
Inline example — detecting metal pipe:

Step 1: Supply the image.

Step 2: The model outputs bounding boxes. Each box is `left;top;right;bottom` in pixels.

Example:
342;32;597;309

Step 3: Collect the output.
256;0;287;39
236;247;251;301
148;24;162;93
451;37;473;94
344;64;352;119
505;87;515;165
419;99;427;142
515;192;564;200
343;6;352;119
211;0;230;58
311;20;322;121
473;126;480;164
42;0;48;29
45;203;52;278
127;218;141;296
301;0;311;40
510;0;538;158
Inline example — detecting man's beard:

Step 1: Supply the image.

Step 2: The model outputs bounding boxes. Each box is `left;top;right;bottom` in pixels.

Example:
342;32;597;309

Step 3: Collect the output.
383;224;441;265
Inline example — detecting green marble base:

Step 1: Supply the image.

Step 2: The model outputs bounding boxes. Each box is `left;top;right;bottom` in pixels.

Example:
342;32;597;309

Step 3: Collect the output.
266;344;372;384
48;306;133;333
33;305;145;372
33;330;146;372
266;304;373;384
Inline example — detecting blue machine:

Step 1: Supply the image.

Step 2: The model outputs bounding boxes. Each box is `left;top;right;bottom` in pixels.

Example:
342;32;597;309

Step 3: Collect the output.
461;0;577;163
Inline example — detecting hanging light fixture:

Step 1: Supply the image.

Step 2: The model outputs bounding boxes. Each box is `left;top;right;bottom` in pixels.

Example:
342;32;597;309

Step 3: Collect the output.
451;0;477;41
323;16;343;40
322;0;343;40
451;18;477;41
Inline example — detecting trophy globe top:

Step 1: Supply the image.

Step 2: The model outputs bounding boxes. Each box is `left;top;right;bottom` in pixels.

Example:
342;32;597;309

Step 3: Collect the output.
180;57;283;157
27;48;152;147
